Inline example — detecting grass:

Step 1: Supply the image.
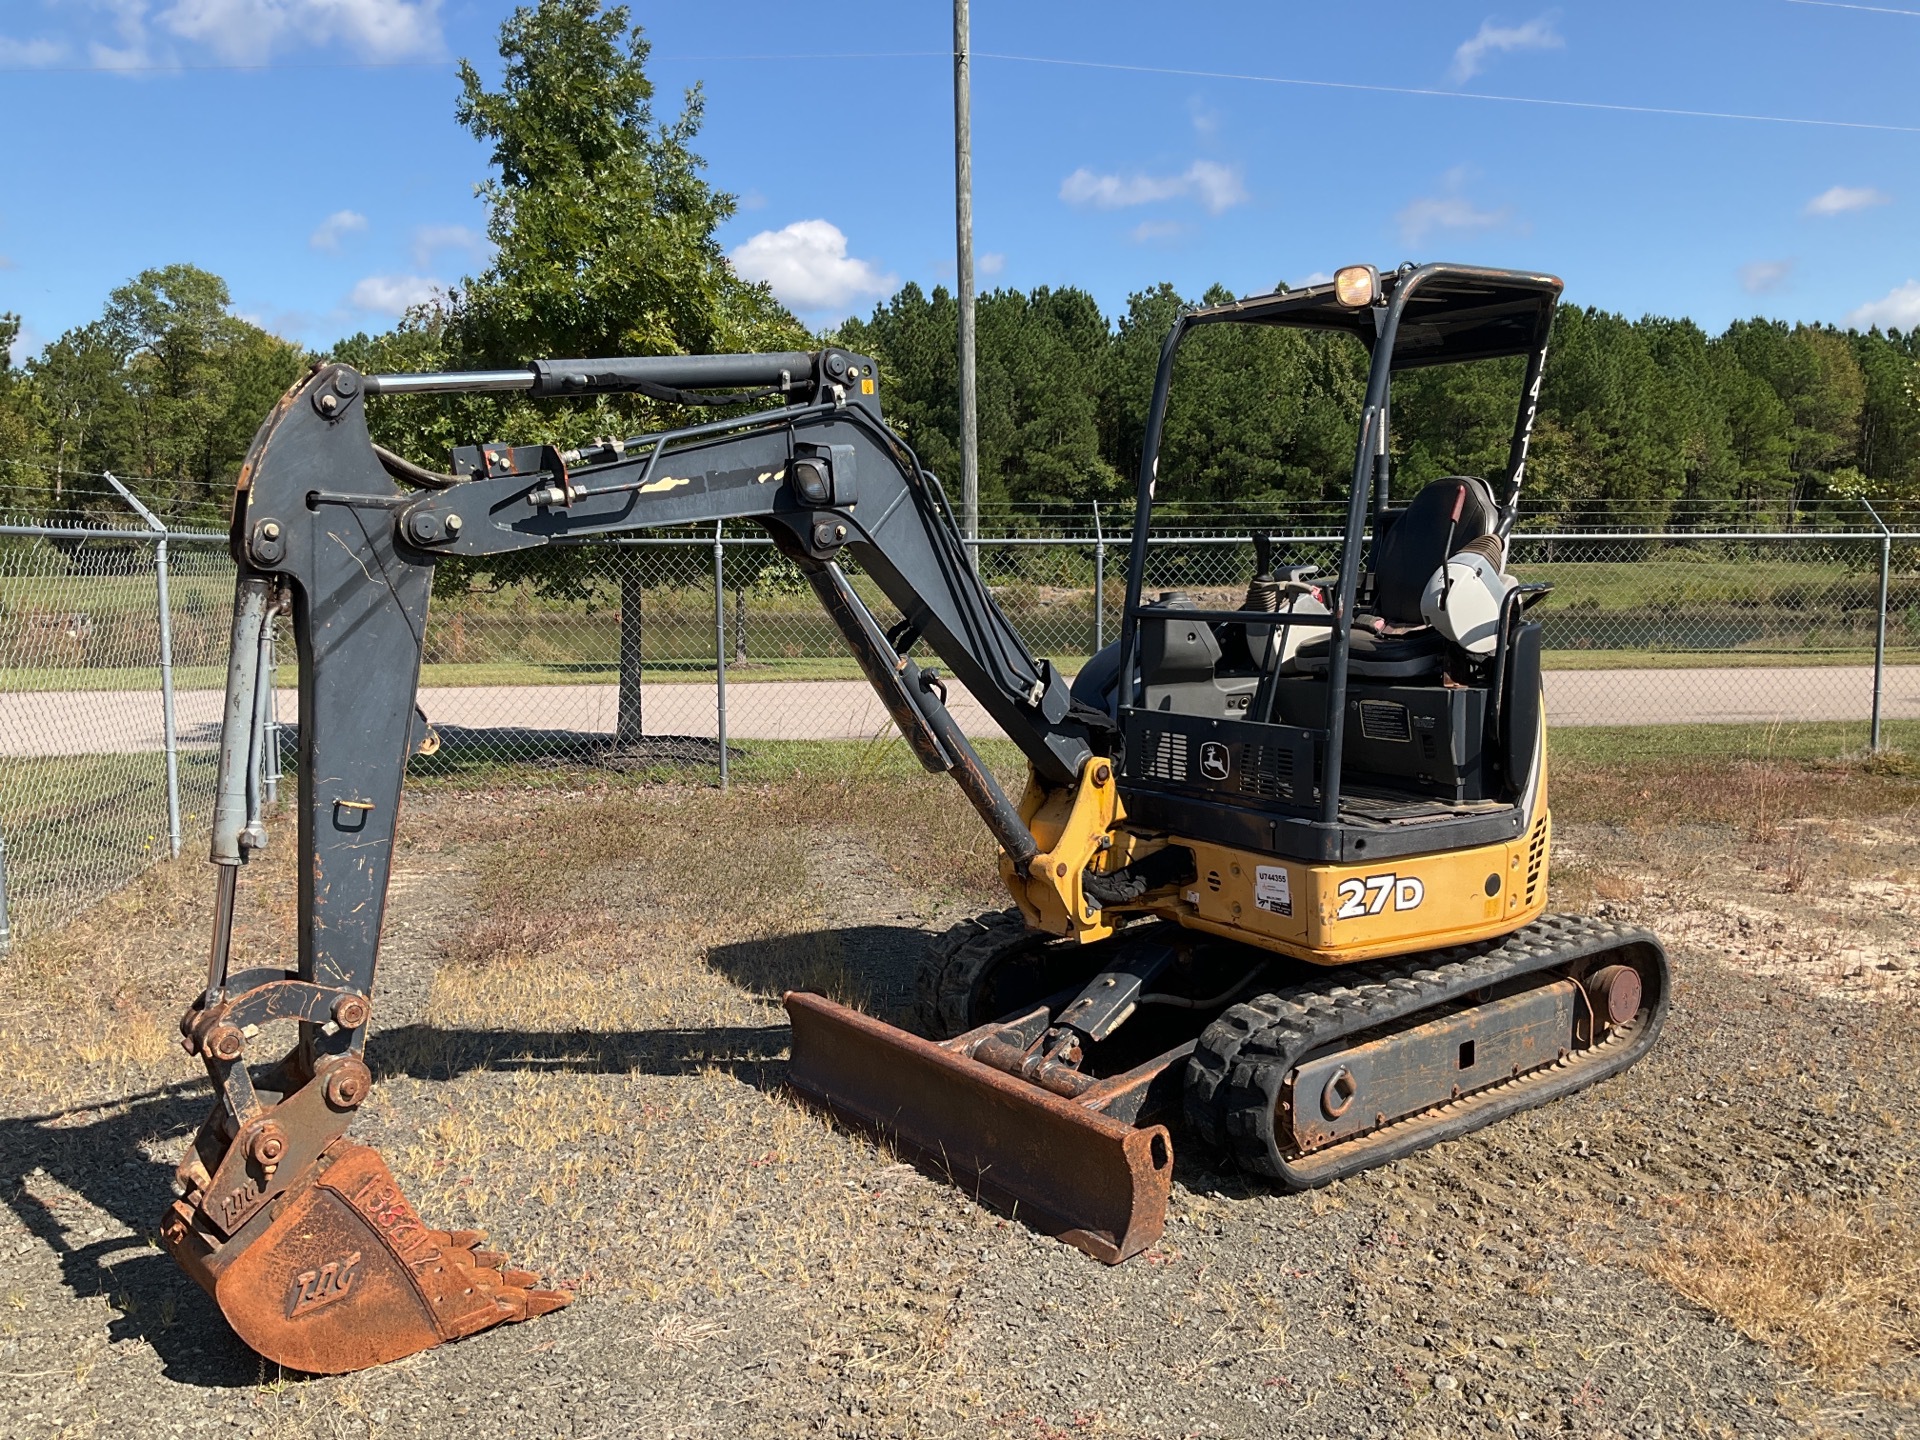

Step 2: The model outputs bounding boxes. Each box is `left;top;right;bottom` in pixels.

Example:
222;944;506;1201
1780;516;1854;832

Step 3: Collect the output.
1539;646;1919;670
4;729;1918;1427
1552;718;1920;766
8;647;1917;693
0;750;217;938
1638;1187;1920;1397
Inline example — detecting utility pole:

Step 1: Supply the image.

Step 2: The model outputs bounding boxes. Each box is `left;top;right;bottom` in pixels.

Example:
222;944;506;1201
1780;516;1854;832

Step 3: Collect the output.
954;0;979;555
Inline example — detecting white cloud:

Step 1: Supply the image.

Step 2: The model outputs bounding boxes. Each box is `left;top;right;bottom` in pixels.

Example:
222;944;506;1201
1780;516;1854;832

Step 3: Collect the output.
0;255;15;271
1062;169;1184;209
1128;220;1187;244
728;220;897;313
1298;271;1335;287
1805;185;1890;217
1185;161;1248;215
349;274;443;316
1739;259;1794;295
1847;280;1920;331
48;0;442;69
1059;160;1247;216
736;189;768;212
1398;194;1511;243
1189;98;1220;137
0;36;69;66
1450;14;1564;83
158;0;443;64
8;321;43;366
411;222;489;269
1396;170;1515;244
309;209;368;251
87;0;155;71
977;251;1006;277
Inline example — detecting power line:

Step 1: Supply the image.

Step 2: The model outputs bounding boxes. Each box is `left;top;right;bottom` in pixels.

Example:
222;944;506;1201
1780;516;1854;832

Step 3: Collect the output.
0;50;943;75
2;43;1913;135
1784;0;1920;15
974;51;1920;135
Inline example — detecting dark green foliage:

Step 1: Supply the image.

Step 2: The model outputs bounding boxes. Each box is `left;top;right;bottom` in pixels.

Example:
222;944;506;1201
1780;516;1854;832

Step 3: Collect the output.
844;284;1917;530
1;267;307;524
0;2;1911;535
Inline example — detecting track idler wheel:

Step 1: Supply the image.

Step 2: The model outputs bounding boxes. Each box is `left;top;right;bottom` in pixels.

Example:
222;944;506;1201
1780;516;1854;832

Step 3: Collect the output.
161;1142;570;1374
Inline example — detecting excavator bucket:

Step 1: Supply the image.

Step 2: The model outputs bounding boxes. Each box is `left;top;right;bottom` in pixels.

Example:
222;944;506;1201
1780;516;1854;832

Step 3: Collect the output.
783;992;1172;1263
160;1142;570;1375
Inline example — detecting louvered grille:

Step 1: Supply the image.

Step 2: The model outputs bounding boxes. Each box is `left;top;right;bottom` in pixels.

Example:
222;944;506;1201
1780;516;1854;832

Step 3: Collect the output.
1142;729;1189;781
1237;743;1295;800
1524;815;1549;905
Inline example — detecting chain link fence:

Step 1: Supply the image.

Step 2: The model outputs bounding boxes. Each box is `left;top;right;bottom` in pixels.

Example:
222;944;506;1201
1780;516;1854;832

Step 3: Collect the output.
0;524;231;942
1;510;1914;942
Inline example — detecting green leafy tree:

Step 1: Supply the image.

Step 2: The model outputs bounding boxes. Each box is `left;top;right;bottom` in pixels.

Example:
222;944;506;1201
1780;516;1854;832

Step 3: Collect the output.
15;267;304;524
350;0;806;740
0;315;47;509
974;286;1122;514
837;282;962;482
1853;329;1920;519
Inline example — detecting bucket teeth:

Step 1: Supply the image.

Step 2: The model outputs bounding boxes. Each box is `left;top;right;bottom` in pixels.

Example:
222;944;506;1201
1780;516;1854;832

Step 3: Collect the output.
428;1227;575;1337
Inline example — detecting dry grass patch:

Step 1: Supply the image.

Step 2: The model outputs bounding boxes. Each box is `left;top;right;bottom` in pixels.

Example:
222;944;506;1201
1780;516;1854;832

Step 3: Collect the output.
0;846;298;1110
1638;1185;1920;1399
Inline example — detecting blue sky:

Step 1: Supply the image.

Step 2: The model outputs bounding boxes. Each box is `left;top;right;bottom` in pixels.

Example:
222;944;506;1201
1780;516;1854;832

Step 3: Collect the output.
1;0;1916;361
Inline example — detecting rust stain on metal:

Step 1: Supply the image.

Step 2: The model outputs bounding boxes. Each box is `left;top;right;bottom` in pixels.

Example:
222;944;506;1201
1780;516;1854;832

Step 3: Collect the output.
164;1142;570;1375
783;991;1170;1264
1286;980;1581;1155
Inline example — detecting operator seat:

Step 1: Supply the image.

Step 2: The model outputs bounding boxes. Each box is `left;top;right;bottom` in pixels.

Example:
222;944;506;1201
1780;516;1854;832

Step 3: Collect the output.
1295;475;1498;681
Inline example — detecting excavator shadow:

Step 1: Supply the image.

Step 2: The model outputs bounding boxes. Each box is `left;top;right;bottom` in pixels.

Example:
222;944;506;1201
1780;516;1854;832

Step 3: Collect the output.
0;1085;265;1387
363;1021;794;1093
0;1019;793;1386
0;923;975;1384
701;921;926;1026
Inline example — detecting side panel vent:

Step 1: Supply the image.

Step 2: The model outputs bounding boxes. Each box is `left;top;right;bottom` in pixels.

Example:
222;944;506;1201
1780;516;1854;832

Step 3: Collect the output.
1523;814;1549;906
1142;729;1190;782
1238;744;1295;800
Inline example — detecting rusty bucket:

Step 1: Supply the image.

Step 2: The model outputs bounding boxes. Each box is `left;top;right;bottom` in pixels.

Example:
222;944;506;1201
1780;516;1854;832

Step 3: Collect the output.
162;1142;569;1374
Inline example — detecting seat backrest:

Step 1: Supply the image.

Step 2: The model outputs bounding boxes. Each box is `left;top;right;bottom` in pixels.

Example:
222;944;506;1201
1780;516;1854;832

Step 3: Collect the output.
1372;476;1497;625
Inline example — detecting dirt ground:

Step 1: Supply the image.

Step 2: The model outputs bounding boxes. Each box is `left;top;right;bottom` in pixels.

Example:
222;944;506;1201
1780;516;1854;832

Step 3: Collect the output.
2;744;1917;1439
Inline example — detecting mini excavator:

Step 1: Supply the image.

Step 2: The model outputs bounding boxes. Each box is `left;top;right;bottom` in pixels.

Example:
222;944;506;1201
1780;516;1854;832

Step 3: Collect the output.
163;262;1668;1372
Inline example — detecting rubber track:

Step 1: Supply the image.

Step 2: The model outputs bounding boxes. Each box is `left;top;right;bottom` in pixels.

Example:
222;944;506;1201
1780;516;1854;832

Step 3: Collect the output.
913;909;1035;1040
1183;913;1670;1188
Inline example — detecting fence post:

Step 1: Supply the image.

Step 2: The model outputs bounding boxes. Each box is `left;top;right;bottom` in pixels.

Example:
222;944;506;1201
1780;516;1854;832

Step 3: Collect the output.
714;523;728;789
1092;500;1106;655
617;561;645;745
0;829;11;955
1865;502;1891;753
104;472;182;858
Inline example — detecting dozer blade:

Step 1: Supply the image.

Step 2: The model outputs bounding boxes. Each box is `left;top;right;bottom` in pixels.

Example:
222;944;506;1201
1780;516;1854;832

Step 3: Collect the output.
161;1142;570;1375
784;991;1172;1263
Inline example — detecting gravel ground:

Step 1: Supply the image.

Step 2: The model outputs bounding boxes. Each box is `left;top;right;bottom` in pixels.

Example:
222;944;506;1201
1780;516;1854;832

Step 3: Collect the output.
1;756;1916;1439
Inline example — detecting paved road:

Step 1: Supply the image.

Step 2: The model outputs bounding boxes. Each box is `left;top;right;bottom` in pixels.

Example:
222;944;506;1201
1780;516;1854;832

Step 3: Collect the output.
2;665;1914;757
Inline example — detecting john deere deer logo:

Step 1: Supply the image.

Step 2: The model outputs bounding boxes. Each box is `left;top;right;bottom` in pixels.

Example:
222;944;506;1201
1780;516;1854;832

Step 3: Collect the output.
287;1251;362;1319
1199;741;1231;781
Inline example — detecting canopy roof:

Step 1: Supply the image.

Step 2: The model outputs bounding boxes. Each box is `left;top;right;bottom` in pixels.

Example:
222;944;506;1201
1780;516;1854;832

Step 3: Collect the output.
1187;263;1563;369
